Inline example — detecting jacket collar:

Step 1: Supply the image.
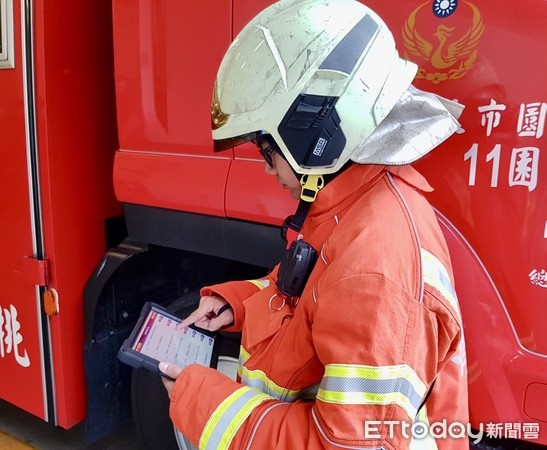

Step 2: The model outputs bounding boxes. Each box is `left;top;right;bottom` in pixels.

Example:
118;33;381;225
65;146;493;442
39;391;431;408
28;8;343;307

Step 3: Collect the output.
305;163;433;227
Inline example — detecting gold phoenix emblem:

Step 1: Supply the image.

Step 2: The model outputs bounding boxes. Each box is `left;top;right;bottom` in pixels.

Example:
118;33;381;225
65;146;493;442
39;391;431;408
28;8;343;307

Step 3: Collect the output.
403;1;484;84
211;81;229;129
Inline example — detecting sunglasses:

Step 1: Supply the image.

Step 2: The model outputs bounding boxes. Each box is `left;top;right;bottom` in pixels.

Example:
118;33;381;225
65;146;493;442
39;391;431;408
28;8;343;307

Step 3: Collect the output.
253;138;277;168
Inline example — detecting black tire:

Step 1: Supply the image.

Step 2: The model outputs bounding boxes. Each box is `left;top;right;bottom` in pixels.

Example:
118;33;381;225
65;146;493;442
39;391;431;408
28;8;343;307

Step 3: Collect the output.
470;434;546;450
131;291;240;450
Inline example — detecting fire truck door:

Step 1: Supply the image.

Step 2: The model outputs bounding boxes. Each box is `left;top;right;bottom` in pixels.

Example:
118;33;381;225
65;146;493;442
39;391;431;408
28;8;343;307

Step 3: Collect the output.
0;0;54;423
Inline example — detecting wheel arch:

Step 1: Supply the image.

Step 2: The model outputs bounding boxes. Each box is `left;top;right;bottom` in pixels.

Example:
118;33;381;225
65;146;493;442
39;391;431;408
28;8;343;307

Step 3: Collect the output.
436;210;547;434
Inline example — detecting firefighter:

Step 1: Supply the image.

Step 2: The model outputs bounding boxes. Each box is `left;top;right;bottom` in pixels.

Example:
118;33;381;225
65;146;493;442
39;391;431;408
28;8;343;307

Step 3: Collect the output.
160;0;469;448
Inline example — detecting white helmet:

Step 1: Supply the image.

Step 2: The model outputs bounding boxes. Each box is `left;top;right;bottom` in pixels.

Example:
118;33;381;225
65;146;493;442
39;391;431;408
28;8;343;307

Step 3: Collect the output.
211;0;418;175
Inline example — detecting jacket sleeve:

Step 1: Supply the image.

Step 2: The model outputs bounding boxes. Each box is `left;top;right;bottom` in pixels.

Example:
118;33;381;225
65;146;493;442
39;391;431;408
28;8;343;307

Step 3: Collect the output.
169;271;463;450
200;268;278;332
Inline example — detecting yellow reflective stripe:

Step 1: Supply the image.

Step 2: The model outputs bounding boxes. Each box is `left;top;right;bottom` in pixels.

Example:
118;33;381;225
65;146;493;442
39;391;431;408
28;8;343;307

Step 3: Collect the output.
239;345;250;363
247;278;270;290
421;249;460;317
215;393;271;450
237;346;250;378
200;388;246;449
237;345;318;401
240;365;304;400
318;364;427;420
199;387;272;450
317;390;416;415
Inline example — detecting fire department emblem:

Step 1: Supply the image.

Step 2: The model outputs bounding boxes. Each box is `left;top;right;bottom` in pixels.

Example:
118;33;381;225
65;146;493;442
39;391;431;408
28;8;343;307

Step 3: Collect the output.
432;0;458;18
402;1;484;84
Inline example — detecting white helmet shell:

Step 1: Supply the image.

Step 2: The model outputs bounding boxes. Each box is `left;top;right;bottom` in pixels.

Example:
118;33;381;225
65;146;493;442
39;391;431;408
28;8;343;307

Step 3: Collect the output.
211;0;418;175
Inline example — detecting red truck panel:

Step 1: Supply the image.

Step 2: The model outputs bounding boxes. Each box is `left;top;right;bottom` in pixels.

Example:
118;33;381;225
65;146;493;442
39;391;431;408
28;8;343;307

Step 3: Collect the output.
0;0;121;428
0;1;47;421
370;0;547;357
113;151;230;216
112;0;234;215
32;0;121;427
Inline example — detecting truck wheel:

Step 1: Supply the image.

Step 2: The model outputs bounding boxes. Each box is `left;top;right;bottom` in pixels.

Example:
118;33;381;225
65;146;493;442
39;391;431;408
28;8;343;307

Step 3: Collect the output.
469;434;542;450
131;292;241;450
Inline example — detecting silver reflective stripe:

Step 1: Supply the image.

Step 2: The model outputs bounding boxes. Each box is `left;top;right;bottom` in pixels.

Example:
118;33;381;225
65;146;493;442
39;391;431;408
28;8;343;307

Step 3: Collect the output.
421;249;460;317
320;376;423;411
317;364;426;420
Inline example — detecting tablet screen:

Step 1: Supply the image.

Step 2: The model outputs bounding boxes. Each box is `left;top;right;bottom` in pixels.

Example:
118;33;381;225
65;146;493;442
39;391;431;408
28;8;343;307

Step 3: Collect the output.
132;306;215;368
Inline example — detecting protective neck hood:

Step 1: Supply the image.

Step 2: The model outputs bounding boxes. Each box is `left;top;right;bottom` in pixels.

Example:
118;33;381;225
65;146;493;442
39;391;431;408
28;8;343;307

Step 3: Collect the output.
351;85;464;166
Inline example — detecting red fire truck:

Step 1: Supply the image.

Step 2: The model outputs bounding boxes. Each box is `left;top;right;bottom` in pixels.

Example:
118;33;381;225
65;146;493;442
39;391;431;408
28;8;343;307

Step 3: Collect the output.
1;0;545;448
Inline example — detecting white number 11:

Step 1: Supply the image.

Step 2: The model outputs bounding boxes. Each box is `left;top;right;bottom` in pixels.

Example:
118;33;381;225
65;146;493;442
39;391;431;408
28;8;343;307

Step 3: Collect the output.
464;143;502;187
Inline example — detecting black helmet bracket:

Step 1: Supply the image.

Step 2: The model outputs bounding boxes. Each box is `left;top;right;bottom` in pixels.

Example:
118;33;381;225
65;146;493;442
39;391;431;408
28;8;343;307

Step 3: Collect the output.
278;94;346;171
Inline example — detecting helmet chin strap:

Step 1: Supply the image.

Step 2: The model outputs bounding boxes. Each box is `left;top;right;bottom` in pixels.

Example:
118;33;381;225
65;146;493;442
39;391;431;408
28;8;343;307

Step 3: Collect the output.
282;174;324;244
282;160;356;243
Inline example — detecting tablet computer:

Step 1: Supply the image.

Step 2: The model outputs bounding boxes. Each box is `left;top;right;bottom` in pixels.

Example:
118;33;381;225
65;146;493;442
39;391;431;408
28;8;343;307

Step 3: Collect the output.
118;302;221;378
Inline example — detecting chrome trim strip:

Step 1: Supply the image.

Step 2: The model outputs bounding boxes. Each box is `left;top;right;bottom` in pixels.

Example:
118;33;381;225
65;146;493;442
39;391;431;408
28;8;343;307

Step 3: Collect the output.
21;0;56;423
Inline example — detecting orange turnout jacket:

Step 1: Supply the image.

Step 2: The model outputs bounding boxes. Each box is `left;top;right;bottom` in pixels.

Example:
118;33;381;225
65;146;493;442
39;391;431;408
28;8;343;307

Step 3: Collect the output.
169;164;469;450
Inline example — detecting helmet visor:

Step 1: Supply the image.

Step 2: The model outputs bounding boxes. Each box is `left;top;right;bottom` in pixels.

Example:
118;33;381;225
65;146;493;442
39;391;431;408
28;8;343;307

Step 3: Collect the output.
213;131;265;152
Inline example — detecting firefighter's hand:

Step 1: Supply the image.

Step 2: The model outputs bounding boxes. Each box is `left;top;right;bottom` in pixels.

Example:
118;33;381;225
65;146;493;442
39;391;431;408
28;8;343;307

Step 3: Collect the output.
177;295;233;331
159;362;183;398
